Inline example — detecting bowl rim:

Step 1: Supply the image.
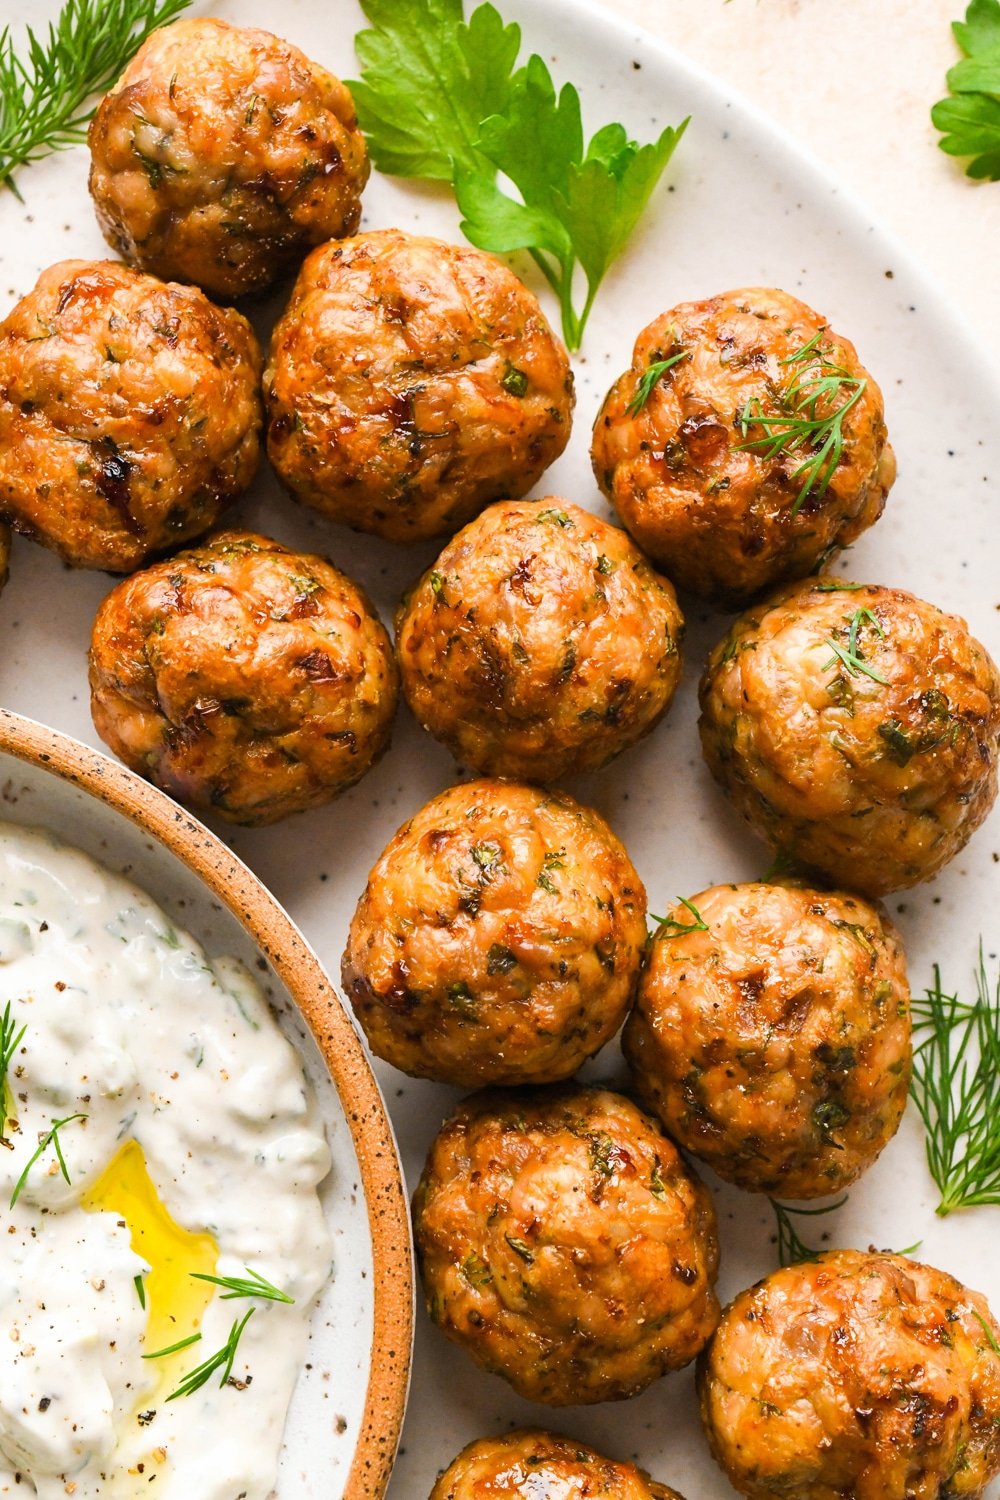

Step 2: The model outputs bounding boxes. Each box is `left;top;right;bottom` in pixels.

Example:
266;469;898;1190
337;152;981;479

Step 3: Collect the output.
0;705;413;1499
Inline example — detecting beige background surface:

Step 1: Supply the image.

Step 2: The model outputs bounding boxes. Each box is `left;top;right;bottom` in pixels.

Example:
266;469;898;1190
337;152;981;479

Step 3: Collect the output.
593;0;1000;347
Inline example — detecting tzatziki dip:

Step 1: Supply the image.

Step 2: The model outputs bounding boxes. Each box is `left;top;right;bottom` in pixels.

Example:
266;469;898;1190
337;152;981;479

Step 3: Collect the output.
0;821;332;1499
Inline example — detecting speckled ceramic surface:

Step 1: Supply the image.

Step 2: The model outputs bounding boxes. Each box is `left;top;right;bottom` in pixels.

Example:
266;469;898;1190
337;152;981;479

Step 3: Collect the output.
0;0;998;1495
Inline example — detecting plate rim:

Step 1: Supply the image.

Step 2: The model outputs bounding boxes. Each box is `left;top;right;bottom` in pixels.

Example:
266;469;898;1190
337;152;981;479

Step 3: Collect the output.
0;704;413;1500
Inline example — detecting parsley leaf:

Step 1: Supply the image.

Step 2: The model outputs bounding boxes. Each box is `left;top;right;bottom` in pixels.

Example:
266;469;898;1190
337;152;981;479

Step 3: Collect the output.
932;0;1000;180
351;0;520;179
351;0;688;347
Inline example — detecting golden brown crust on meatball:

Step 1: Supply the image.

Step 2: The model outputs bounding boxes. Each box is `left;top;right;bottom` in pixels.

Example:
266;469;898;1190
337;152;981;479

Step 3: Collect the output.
698;1251;1000;1500
413;1085;720;1405
88;18;369;299
699;580;1000;895
430;1429;685;1499
343;780;647;1087
0;260;261;572
623;881;911;1197
395;499;684;781
264;230;574;542
88;530;397;824
591;289;895;608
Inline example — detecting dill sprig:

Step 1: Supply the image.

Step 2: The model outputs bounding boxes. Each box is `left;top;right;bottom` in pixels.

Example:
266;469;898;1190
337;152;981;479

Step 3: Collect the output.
0;0;192;198
649;897;709;940
626;350;689;416
736;330;867;515
9;1111;87;1207
142;1331;202;1360
910;949;1000;1215
165;1308;256;1401
822;606;889;686
770;1196;848;1266
0;1001;26;1132
190;1266;294;1304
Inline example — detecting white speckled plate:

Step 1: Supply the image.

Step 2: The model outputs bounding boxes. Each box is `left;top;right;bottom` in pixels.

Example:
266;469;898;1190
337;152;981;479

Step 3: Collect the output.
0;0;998;1495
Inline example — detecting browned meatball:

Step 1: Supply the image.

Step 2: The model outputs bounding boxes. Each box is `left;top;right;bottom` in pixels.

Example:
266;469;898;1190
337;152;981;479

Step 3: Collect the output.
591;289;895;607
343;780;647;1086
413;1085;720;1405
88;530;397;824
699;1251;1000;1499
0;261;261;573
264;230;574;542
395;500;684;781
699;580;1000;895
623;882;911;1197
88;18;368;299
430;1430;685;1499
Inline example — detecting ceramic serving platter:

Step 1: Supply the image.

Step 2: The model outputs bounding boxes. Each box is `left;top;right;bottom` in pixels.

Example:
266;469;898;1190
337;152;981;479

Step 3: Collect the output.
0;0;998;1494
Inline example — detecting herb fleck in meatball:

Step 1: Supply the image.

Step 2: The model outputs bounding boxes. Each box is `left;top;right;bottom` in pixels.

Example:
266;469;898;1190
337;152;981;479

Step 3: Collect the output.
88;18;369;299
591;289;895;607
343;780;647;1087
623;882;911;1197
0;260;261;573
264;230;574;543
699;580;1000;895
413;1085;720;1405
699;1250;1000;1500
396;499;684;781
88;531;397;825
430;1429;686;1500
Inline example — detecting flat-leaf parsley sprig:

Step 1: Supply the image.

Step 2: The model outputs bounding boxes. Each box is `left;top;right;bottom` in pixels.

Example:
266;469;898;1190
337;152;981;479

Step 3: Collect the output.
735;330;867;514
910;947;1000;1215
932;0;1000;181
0;0;192;197
350;0;688;349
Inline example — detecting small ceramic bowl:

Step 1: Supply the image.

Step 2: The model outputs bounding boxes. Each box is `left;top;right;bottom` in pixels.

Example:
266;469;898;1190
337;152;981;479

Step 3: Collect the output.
0;706;413;1499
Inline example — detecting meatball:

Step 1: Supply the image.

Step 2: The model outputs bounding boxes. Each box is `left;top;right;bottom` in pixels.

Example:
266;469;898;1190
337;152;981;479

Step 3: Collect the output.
623;881;911;1197
430;1430;685;1500
395;499;684;781
413;1085;720;1405
264;230;574;542
699;580;1000;895
88;18;368;299
0;261;261;573
699;1250;1000;1500
343;780;647;1086
88;530;397;824
591;289;895;607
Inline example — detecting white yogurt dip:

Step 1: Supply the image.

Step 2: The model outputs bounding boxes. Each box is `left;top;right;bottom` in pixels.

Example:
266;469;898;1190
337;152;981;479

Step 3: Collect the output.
0;821;332;1499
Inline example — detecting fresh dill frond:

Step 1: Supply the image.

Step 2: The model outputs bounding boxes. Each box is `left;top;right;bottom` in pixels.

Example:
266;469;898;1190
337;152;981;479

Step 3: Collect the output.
165;1308;255;1400
735;329;867;514
0;1000;26;1133
9;1112;87;1207
134;1273;147;1310
0;0;192;197
910;948;1000;1215
626;350;689;415
822;606;889;686
649;897;709;940
770;1196;848;1267
142;1331;202;1359
190;1266;295;1304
